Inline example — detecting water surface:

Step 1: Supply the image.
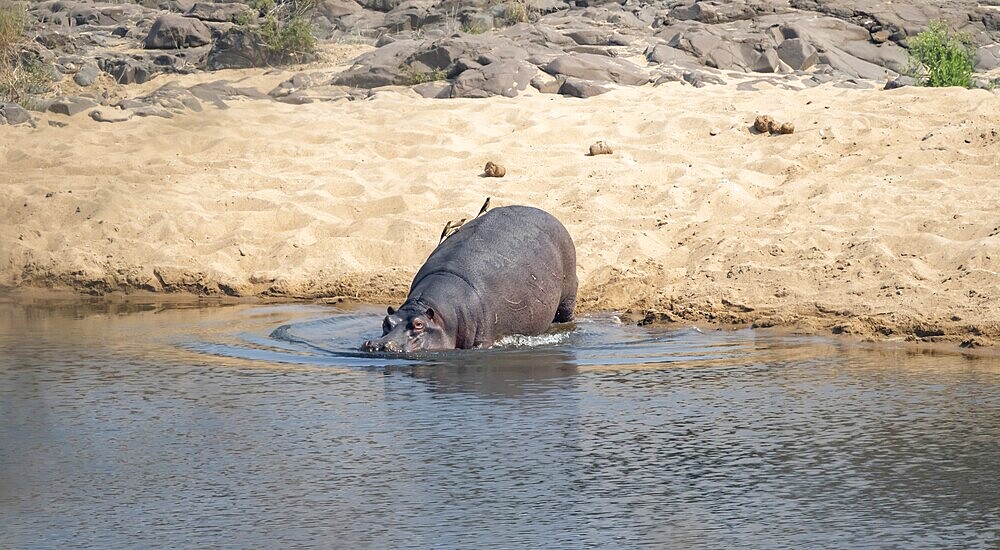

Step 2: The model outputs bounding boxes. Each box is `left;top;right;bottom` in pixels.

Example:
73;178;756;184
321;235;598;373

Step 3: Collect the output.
1;297;998;548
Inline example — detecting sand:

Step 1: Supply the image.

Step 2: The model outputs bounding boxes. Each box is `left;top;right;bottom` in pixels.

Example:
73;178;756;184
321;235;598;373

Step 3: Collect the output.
1;65;998;348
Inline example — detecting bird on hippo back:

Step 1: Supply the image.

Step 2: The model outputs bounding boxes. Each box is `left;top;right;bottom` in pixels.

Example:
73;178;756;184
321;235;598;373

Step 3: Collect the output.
362;204;578;353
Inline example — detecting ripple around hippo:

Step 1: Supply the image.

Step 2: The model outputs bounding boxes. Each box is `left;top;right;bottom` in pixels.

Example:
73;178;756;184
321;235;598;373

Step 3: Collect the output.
180;304;839;373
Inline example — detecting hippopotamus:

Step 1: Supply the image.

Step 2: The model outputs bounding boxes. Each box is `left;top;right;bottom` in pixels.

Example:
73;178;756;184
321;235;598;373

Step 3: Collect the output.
362;205;577;352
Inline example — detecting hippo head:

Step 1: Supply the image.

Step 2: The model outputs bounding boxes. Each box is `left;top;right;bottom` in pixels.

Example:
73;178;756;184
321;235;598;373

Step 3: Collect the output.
362;303;453;353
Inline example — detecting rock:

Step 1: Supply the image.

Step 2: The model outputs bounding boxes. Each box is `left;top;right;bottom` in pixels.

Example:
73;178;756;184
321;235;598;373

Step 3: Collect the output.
409;35;530;76
501;22;575;51
358;0;402;12
765;25;785;46
144;14;212;49
564;29;630;46
48;96;99;117
332;39;421;87
884;75;915;89
117;83;204;114
870;29;891;43
37;2;148;27
98;57;155;85
206;28;270;70
268;72;321;99
133;106;175;119
530;72;562;93
90;108;134;123
682;70;725;87
778;122;794;134
188;81;268;108
588;141;613;155
778;17;909;77
818;45;894;80
272;84;359;104
317;0;364;20
975;45;1000;71
484;161;506;177
559;76;611;98
543;53;647;85
162;1;197;13
0;103;33;126
668;1;771;24
776;38;818;70
645;43;699;65
383;0;443;32
412;81;451;98
663;26;761;71
451;60;534;98
333;10;387;36
186;2;252;23
751;48;781;72
832;78;873;89
972;78;998;90
334;35;532;91
73;63;102;86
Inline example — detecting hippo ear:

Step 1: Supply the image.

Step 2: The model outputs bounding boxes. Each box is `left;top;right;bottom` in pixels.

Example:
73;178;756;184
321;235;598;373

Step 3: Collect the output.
387;306;396;315
425;308;436;321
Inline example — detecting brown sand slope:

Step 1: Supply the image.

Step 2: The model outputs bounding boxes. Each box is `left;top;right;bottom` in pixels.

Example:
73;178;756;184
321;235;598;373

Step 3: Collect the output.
1;81;998;347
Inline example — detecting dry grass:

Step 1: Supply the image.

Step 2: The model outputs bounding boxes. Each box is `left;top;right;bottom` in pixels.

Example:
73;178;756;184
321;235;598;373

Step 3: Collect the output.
0;0;53;104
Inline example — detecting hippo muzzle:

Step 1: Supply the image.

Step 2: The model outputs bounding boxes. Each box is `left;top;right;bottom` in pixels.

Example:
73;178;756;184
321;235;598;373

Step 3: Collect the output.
361;305;454;353
361;338;404;353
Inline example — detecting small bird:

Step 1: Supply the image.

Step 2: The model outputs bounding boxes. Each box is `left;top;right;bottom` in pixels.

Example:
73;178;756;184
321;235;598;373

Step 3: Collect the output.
477;197;491;218
439;221;452;244
439;218;467;243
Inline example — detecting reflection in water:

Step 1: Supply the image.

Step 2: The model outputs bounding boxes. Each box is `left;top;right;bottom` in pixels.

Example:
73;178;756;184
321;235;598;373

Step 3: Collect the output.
1;297;999;548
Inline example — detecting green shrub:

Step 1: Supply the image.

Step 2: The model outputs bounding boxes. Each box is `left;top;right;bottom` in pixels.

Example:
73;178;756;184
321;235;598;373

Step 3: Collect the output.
259;13;316;58
0;1;54;104
237;0;317;61
906;20;975;88
401;65;447;85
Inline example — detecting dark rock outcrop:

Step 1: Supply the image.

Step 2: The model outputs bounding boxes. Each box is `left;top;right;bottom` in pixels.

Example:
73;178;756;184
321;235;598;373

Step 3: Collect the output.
144;14;213;49
542;53;647;85
47;96;99;116
205;28;271;70
0;103;33;126
185;2;252;23
451;60;535;97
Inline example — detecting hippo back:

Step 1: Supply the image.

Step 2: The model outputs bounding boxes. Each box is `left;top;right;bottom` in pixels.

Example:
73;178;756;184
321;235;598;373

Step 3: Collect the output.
411;205;576;338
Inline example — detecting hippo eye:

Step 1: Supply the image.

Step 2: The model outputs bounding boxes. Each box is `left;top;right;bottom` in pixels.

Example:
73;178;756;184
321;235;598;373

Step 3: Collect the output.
382;316;395;335
411;319;425;331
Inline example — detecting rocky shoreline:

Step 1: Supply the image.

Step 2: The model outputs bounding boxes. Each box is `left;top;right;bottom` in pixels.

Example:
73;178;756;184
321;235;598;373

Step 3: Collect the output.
3;0;1000;125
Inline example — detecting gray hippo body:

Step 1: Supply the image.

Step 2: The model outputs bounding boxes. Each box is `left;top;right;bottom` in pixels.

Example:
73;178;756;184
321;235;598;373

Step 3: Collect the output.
362;205;577;352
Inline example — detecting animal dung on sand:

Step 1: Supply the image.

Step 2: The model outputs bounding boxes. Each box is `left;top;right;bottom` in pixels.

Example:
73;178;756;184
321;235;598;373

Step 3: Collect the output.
484;161;506;177
753;115;795;135
753;115;775;133
589;141;613;156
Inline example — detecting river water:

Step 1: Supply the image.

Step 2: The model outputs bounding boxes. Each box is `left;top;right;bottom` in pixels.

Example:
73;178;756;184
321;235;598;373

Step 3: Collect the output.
1;296;998;548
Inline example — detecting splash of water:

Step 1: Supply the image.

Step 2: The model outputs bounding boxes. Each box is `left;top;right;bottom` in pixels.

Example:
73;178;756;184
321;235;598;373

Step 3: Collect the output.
493;332;573;348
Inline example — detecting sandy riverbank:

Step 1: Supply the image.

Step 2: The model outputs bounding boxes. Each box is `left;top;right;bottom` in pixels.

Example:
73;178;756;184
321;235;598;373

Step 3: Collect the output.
1;74;998;348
